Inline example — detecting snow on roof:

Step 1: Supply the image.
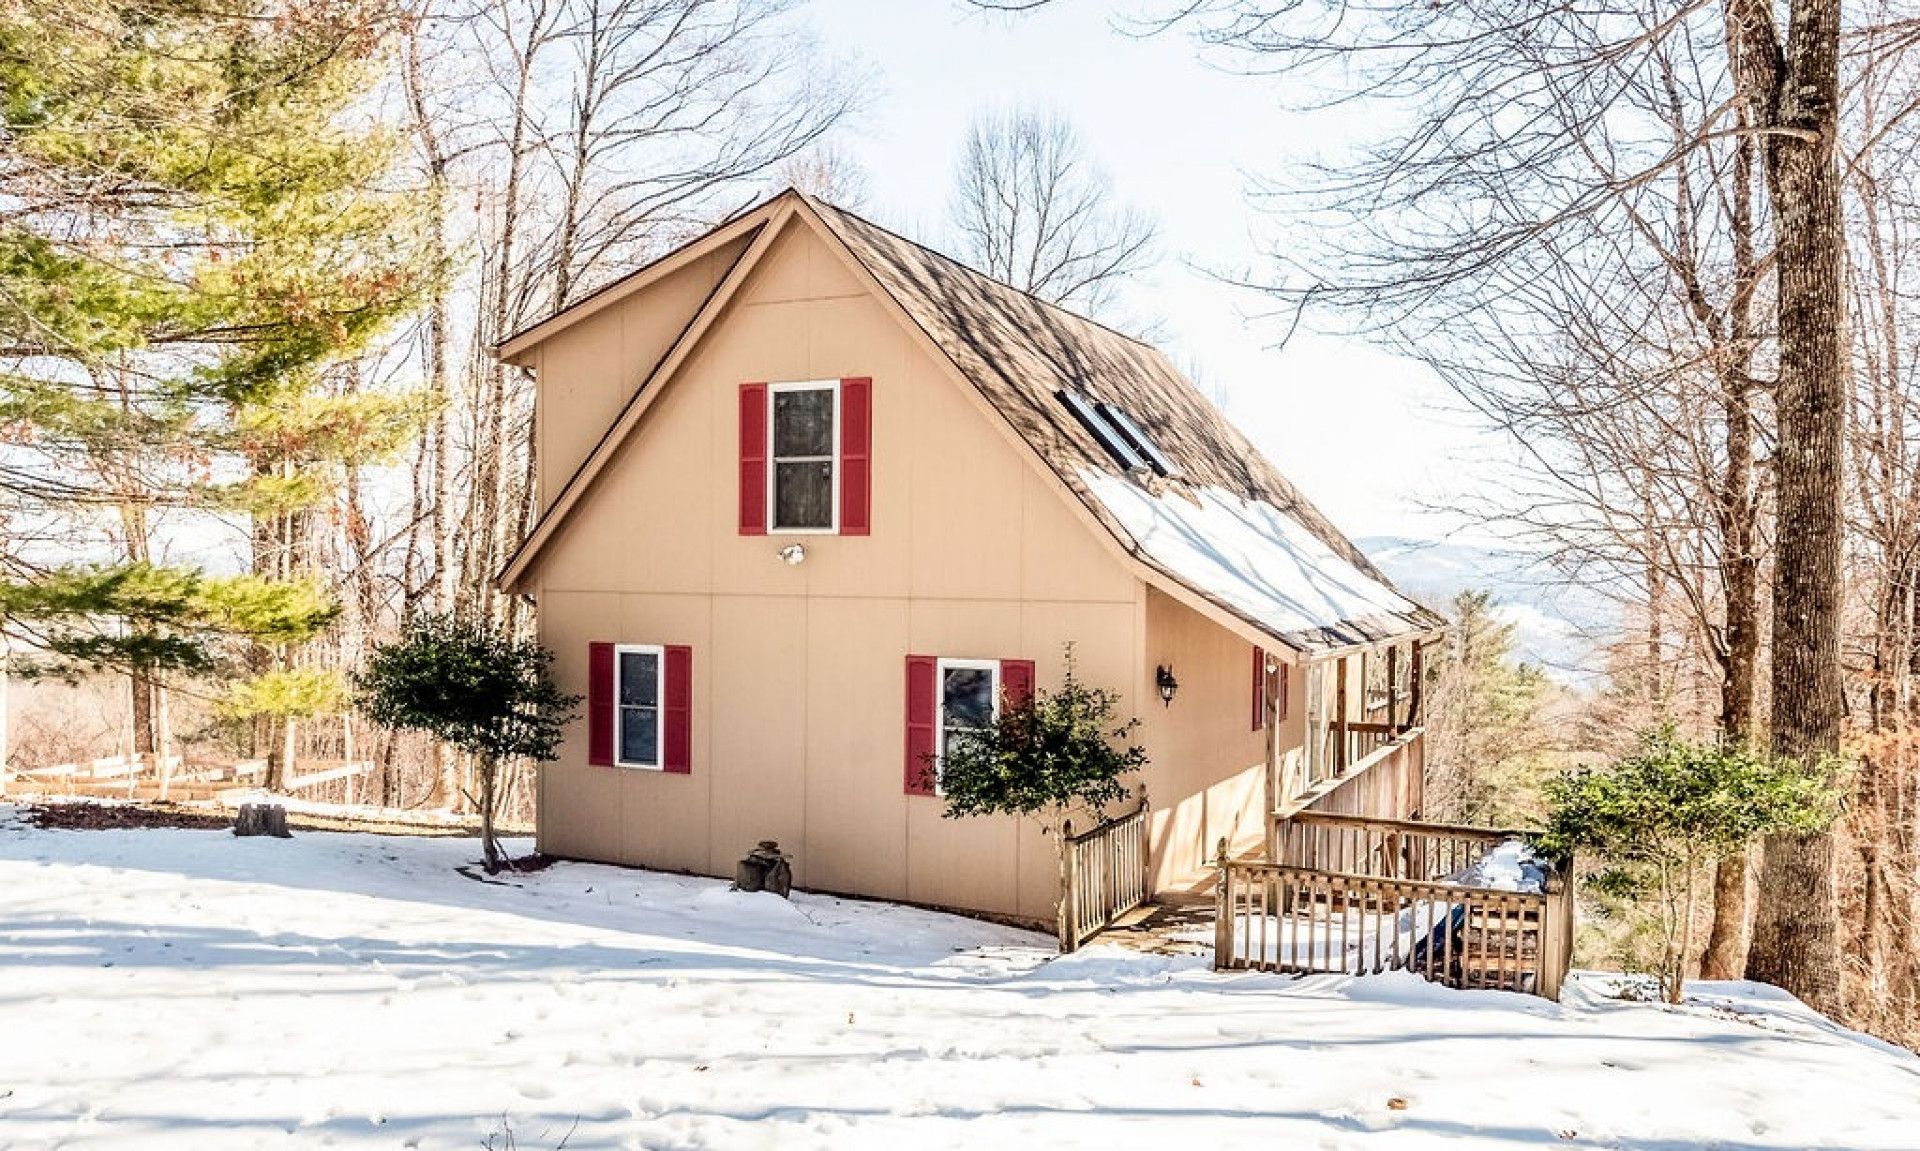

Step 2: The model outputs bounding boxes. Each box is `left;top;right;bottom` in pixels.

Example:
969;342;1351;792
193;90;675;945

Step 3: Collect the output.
1080;468;1437;653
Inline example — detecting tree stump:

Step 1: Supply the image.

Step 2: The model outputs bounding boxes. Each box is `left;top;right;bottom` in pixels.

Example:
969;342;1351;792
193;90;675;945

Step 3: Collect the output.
233;803;290;838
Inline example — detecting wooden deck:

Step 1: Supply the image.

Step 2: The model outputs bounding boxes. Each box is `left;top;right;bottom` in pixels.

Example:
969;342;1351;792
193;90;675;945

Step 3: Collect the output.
1218;811;1575;1000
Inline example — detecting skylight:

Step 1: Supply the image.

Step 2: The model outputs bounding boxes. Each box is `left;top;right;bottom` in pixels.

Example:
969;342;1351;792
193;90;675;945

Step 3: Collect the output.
1058;389;1147;471
1096;401;1181;478
1056;388;1181;479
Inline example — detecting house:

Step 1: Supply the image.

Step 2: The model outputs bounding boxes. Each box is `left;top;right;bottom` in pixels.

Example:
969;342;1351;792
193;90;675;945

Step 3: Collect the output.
496;189;1444;930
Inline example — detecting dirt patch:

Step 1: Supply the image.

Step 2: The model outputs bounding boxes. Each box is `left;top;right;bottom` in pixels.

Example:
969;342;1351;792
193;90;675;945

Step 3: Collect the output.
22;802;233;832
14;798;533;840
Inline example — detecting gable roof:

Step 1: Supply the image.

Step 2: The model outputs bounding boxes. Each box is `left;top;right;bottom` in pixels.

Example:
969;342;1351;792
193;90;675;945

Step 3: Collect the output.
498;189;1442;656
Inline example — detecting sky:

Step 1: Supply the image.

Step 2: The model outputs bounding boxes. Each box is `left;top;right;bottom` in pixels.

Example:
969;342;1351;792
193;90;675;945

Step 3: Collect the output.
806;0;1506;542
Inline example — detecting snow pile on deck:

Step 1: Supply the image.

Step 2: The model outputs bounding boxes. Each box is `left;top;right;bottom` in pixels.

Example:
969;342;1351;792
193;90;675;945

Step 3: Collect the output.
1079;468;1423;641
1452;839;1550;892
1;805;1916;1149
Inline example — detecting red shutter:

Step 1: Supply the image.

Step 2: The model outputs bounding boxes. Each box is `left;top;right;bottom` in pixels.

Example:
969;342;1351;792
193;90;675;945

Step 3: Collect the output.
1276;662;1290;723
839;376;872;535
1001;659;1035;710
663;644;692;774
905;654;938;796
738;383;767;535
1252;646;1265;732
587;642;614;766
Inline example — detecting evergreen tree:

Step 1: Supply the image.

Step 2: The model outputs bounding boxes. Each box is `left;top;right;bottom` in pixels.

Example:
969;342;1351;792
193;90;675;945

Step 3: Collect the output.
1423;590;1554;824
0;1;431;779
1539;728;1842;1004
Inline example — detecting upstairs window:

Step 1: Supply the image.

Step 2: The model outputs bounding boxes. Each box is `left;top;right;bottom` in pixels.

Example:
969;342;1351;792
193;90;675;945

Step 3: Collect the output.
771;380;838;531
739;378;871;536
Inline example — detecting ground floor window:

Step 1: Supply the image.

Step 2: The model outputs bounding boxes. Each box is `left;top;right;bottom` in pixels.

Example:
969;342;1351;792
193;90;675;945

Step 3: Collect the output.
615;644;663;769
936;658;1000;785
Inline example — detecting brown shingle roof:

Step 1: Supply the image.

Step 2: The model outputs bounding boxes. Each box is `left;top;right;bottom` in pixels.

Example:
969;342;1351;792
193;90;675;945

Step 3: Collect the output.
500;189;1441;652
805;197;1441;651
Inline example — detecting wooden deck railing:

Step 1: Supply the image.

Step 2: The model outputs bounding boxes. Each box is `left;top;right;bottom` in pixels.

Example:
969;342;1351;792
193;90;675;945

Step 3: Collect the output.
1059;801;1150;952
1215;860;1573;998
1275;812;1519;881
1275;726;1426;857
1220;813;1576;1000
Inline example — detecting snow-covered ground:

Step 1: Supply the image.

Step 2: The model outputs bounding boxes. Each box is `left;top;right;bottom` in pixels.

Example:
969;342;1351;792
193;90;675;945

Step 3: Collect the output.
2;808;1915;1149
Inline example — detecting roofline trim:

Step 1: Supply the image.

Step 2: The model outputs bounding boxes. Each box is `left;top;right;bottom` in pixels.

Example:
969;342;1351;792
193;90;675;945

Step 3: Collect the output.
496;193;787;362
497;204;796;589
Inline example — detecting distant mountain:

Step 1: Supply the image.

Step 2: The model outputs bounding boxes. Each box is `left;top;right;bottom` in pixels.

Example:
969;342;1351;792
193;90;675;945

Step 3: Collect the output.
1357;535;1620;685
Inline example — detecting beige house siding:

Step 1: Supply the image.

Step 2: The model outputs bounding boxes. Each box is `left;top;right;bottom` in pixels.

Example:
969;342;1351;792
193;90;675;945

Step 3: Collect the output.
1136;587;1281;891
530;233;754;513
528;223;1193;922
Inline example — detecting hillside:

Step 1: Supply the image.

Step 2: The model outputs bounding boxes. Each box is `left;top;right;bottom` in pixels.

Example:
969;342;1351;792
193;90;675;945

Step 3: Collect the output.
1360;535;1619;683
0;810;1912;1149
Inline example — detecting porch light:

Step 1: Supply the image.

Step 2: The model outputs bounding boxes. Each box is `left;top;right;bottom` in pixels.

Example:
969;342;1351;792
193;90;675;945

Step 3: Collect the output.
778;543;807;565
1155;664;1178;706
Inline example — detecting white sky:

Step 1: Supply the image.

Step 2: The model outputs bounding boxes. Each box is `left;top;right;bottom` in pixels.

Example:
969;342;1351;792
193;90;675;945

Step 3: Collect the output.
807;0;1507;542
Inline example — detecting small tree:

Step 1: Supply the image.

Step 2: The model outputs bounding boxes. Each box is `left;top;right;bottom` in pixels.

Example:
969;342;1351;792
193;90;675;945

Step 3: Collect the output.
356;614;579;873
936;645;1147;832
1537;728;1842;1004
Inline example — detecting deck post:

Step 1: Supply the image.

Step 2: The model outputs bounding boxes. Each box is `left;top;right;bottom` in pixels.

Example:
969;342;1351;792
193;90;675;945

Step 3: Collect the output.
1538;875;1560;1001
1409;641;1426;728
1386;644;1401;733
1058;819;1076;952
1263;656;1280;860
1334;656;1350;775
1213;838;1233;969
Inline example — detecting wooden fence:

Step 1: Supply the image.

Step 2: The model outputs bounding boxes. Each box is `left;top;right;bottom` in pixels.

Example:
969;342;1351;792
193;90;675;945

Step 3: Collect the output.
1059;801;1150;952
1218;816;1576;1000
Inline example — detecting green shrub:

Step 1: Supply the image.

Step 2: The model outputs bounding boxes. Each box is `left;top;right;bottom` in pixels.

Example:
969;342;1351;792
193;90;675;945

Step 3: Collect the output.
1538;727;1843;1003
936;644;1147;831
356;614;578;872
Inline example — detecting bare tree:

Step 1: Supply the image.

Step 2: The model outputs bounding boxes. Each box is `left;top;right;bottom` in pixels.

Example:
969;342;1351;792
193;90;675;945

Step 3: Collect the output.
775;141;871;208
970;0;1920;1024
362;0;854;810
951;107;1156;312
1723;0;1849;1017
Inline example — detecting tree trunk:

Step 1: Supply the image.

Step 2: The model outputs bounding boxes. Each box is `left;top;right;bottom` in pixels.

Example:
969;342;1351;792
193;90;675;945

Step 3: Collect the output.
1726;0;1847;1017
130;672;155;759
1702;849;1752;980
155;678;174;803
0;639;10;797
479;752;502;873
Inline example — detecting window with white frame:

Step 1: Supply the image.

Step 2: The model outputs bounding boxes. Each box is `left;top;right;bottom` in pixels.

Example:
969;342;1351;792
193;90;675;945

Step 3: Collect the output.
770;379;838;531
615;644;664;769
936;658;1000;784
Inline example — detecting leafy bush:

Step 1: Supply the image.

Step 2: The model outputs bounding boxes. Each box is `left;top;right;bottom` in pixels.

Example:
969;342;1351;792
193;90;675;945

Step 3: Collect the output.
936;645;1146;831
357;614;579;872
1537;727;1843;1003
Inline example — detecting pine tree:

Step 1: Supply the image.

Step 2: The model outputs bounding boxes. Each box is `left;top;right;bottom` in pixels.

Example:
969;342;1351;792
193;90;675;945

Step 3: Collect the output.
1422;590;1554;825
0;1;432;780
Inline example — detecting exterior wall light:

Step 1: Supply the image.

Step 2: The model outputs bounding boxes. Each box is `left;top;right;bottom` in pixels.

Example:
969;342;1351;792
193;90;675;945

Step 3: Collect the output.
1155;664;1178;706
778;543;807;565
